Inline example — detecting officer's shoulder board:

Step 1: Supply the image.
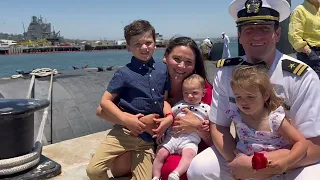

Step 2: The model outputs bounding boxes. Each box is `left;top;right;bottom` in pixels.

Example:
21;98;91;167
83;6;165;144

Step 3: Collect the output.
216;57;244;68
282;59;308;76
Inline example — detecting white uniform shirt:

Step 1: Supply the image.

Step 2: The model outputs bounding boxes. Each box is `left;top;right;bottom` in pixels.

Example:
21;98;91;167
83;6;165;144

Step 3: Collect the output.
209;50;320;138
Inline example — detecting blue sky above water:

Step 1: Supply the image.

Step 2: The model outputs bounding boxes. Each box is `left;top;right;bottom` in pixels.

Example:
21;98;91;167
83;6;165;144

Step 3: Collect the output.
0;0;303;40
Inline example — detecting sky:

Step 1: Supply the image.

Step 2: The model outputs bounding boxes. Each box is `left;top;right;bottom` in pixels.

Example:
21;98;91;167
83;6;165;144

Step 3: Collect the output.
0;0;304;40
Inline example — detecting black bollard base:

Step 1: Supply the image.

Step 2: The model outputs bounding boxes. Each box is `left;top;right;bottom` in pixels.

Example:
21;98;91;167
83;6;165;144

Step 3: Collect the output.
0;155;61;180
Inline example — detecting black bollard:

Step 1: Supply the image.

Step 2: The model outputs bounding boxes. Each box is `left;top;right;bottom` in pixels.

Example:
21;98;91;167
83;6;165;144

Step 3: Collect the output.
0;99;50;159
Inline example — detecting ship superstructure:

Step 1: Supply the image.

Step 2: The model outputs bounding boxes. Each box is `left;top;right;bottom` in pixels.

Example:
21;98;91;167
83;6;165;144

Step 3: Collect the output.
24;16;61;42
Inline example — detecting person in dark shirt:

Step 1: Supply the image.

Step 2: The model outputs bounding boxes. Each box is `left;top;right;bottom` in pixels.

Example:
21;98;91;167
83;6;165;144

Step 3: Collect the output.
87;19;173;180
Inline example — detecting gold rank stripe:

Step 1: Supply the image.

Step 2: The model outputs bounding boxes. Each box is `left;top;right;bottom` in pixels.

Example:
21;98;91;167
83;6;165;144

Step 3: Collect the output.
297;64;308;76
236;15;280;23
293;64;308;76
293;64;303;74
217;59;225;68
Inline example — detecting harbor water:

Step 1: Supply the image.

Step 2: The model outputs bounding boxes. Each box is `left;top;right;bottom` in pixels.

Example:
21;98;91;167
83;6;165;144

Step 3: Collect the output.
0;42;238;78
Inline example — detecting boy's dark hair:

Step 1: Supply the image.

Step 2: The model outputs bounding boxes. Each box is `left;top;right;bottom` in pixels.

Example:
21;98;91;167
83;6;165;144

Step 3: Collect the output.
124;20;156;45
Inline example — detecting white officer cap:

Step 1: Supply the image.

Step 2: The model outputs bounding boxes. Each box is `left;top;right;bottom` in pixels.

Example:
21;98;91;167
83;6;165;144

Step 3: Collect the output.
229;0;291;26
221;32;225;35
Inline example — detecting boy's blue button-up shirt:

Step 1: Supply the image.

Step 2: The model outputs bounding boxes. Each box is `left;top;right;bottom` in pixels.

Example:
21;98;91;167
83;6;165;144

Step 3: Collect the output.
107;56;170;142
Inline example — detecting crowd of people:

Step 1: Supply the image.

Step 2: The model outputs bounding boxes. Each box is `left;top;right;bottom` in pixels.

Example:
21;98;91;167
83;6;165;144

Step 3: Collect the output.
86;0;320;179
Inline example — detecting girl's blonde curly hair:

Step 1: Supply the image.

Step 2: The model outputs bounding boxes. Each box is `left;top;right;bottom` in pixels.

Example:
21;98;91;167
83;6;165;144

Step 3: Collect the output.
230;65;284;111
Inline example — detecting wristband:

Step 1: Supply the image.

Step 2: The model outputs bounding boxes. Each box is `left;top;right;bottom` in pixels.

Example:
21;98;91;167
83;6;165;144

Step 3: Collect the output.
165;112;174;118
165;112;175;126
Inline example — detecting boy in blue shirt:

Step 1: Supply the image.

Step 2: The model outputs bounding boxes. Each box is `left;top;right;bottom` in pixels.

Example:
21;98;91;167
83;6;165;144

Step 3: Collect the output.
87;20;173;180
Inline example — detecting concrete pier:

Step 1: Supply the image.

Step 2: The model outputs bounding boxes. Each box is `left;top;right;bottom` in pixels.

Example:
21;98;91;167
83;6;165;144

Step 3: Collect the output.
0;46;83;55
0;44;167;55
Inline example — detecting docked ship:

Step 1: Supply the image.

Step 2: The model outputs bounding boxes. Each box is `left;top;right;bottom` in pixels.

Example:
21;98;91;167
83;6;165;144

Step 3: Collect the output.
24;16;62;44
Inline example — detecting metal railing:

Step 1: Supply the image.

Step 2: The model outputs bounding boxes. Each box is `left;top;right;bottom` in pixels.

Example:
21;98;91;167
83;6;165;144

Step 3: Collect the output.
26;73;54;144
26;75;35;99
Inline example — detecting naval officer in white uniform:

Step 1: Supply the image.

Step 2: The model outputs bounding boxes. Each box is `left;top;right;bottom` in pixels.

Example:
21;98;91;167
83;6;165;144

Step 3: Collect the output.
187;0;320;179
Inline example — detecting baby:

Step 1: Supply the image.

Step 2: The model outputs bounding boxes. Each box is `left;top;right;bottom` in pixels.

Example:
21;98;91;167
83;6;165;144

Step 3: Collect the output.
152;74;210;180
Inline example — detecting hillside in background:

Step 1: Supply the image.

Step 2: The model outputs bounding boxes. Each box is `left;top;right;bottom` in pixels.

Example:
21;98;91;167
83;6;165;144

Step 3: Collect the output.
0;33;25;41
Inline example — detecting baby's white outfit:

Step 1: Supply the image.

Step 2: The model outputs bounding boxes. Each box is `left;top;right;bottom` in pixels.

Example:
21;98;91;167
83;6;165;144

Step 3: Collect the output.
161;100;210;154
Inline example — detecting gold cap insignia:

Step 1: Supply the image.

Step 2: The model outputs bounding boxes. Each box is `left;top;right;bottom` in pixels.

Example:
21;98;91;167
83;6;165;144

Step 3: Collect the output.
245;0;262;14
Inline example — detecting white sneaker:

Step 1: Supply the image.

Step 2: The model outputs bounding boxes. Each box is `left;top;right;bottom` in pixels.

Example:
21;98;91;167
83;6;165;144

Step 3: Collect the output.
152;177;161;180
168;171;180;180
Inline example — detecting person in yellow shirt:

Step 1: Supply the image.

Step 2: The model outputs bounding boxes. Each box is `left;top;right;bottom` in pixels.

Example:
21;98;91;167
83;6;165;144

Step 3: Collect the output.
289;0;320;75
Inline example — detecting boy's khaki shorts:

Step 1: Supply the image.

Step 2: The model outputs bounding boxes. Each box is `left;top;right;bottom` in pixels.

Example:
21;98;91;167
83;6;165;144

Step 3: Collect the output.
87;125;155;180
